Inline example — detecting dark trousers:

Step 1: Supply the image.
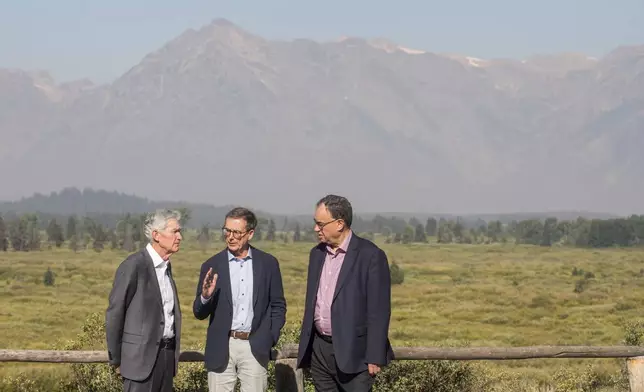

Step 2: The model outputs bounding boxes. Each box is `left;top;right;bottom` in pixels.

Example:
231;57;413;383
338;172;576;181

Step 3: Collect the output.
310;332;374;392
123;347;175;392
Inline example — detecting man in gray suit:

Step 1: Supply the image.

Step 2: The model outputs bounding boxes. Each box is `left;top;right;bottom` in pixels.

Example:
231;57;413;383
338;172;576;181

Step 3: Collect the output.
106;209;184;392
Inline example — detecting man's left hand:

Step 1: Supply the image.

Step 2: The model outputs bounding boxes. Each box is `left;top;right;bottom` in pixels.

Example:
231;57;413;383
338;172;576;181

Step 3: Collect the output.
368;364;381;376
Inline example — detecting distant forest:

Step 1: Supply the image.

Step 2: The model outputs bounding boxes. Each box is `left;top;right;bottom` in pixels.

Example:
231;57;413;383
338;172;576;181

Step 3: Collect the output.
0;188;642;251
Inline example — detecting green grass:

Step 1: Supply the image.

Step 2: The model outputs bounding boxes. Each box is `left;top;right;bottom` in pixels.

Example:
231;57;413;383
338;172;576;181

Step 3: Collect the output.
1;238;644;387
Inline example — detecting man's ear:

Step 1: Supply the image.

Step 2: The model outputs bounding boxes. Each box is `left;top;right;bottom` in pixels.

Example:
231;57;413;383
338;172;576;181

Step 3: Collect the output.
337;220;346;232
248;229;255;241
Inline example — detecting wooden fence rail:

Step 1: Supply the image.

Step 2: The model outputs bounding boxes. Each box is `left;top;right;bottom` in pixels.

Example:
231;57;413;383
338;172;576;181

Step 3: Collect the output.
3;345;644;392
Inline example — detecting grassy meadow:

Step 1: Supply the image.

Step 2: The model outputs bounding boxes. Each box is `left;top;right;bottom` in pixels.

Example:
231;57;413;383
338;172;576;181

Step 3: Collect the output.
1;236;644;389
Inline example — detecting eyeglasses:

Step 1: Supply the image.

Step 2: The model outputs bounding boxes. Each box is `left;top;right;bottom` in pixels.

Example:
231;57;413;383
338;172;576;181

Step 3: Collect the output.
221;227;249;239
314;218;339;229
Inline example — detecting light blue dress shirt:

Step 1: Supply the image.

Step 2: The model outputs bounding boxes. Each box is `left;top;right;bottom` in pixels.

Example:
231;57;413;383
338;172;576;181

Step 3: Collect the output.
228;249;254;333
201;248;254;333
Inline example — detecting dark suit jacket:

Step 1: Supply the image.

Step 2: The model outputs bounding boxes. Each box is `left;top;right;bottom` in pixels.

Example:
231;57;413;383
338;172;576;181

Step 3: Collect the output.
193;246;287;372
105;249;182;381
297;233;394;374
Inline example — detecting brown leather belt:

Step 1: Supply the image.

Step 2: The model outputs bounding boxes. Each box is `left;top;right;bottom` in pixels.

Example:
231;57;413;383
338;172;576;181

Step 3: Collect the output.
229;330;250;340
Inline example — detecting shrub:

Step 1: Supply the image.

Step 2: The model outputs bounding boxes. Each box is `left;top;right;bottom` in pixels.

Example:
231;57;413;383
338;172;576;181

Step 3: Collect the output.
550;364;617;392
390;261;405;285
574;279;587;293
43;267;55;286
529;294;554;308
374;359;480;392
623;320;644;346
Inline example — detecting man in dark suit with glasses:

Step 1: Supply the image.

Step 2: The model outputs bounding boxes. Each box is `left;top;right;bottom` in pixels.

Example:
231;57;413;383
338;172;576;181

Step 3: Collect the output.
296;194;394;391
193;207;287;392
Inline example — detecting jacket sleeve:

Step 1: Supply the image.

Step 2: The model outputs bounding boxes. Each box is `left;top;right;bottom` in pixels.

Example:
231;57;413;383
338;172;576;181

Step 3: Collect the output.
105;259;137;367
269;257;287;346
193;261;217;320
365;248;392;365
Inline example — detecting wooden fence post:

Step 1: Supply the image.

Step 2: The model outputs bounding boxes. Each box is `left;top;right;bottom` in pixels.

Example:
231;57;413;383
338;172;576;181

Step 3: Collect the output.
628;356;644;392
274;358;304;392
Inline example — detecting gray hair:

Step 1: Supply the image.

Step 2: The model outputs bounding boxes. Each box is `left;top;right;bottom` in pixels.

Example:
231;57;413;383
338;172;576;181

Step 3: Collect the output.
144;209;182;242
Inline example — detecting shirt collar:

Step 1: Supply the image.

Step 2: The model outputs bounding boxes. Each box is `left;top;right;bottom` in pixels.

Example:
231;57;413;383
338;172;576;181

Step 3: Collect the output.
146;243;167;268
326;230;352;255
228;247;253;262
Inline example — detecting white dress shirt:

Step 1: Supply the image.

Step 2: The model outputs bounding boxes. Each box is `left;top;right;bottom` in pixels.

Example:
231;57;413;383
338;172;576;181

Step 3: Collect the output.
146;243;175;339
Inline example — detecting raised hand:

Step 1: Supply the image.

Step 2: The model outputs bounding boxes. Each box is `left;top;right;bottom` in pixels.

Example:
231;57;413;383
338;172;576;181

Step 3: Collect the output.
202;267;218;300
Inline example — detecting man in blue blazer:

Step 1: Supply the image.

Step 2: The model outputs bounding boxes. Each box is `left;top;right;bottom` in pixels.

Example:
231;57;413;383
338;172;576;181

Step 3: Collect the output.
297;195;394;391
193;207;286;392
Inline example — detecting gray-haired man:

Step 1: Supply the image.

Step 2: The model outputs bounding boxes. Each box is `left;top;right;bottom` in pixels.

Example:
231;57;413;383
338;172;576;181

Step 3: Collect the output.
106;209;184;392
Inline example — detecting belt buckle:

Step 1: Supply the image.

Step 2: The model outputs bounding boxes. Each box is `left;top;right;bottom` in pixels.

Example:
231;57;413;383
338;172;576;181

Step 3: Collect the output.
231;330;247;340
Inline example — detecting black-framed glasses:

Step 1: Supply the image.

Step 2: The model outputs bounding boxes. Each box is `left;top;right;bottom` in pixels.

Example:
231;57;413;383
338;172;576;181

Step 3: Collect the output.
314;218;339;229
221;227;249;239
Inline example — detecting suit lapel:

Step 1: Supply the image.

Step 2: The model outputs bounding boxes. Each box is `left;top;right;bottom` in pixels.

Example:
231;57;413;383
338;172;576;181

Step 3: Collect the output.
308;245;326;308
251;247;262;308
168;268;180;315
332;234;360;302
167;265;181;339
217;252;234;307
143;250;163;308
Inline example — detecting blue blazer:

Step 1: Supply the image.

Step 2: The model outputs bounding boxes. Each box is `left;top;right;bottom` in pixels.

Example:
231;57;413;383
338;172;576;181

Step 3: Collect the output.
193;246;286;371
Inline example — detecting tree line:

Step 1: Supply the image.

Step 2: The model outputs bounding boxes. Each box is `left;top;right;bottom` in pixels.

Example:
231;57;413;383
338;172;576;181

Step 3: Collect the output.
373;214;644;248
0;212;642;252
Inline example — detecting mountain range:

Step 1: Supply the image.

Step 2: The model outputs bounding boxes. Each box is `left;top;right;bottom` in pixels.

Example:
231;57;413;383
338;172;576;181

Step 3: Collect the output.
2;18;643;215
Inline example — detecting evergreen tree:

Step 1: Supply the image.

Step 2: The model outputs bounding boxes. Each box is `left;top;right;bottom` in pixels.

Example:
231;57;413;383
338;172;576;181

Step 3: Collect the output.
69;234;79;252
46;219;65;248
26;214;41;251
197;225;211;252
122;222;135;252
110;230;119;250
9;217;29;251
92;224;107;252
266;219;276;241
0;216;7;251
414;223;427;242
402;225;414;244
66;216;77;241
43;267;55;286
425;217;438;237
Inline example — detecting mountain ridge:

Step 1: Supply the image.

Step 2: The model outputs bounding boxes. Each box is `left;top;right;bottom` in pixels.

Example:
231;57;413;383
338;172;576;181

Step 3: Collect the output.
2;19;643;214
0;187;620;227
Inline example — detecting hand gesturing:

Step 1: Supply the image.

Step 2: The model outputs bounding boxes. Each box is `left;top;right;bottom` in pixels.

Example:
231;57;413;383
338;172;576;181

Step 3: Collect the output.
202;268;218;299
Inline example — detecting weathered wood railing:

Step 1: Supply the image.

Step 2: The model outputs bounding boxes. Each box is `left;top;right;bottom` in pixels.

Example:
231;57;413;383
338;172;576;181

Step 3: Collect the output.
3;345;644;392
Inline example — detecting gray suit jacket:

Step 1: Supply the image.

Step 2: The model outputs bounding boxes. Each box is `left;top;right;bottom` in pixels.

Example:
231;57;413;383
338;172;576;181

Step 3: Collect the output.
105;248;182;381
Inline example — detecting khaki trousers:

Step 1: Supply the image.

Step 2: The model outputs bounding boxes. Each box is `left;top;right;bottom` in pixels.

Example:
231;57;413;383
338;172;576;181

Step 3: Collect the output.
207;338;268;392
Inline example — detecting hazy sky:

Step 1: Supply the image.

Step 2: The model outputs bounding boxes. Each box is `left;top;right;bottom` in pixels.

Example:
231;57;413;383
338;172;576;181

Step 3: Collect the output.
1;0;643;84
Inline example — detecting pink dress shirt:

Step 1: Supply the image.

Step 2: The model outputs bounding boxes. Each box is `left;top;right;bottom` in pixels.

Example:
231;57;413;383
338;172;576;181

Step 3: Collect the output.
314;231;353;336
